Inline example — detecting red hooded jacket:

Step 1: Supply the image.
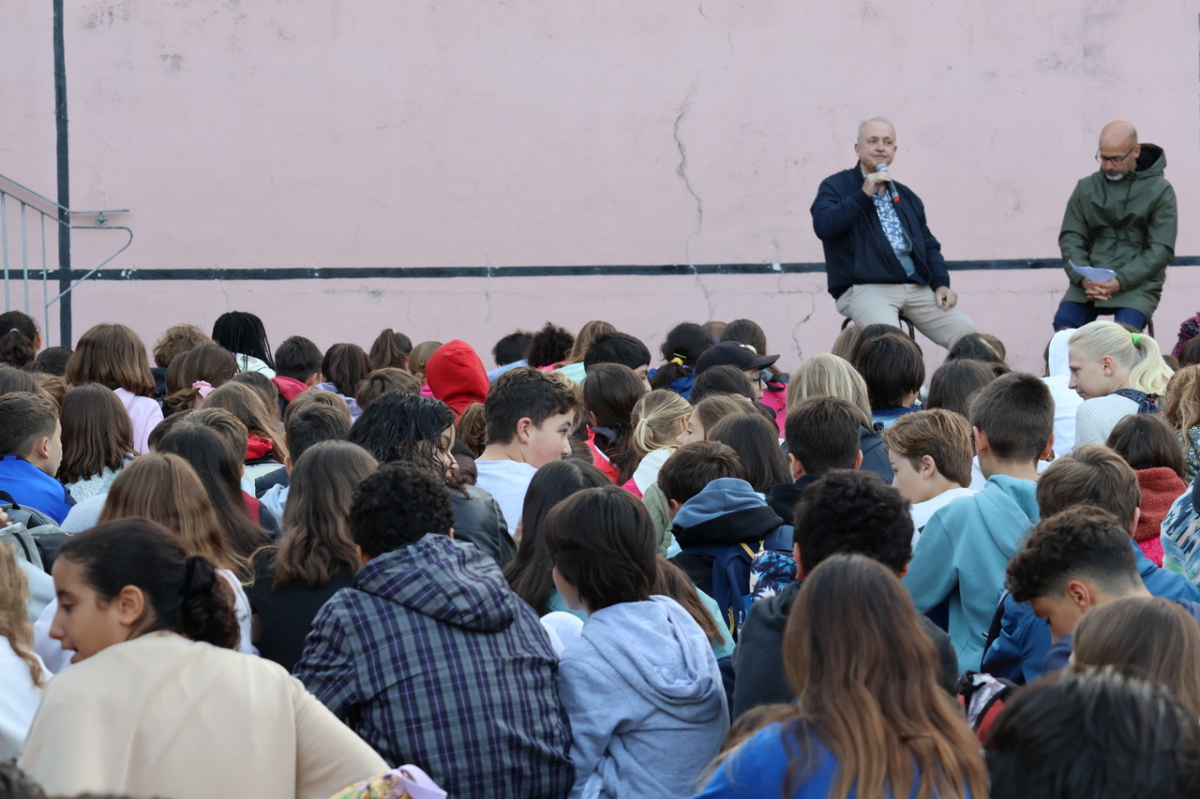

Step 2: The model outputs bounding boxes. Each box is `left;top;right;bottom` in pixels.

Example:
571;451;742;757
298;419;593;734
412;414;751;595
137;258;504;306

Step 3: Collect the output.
426;340;489;419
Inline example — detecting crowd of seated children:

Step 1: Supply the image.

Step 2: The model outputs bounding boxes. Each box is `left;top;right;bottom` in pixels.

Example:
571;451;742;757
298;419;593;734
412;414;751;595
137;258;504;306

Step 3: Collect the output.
5;306;1200;799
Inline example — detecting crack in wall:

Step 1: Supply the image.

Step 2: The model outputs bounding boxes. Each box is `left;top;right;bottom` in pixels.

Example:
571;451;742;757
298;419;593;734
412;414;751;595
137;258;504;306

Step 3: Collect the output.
673;81;703;264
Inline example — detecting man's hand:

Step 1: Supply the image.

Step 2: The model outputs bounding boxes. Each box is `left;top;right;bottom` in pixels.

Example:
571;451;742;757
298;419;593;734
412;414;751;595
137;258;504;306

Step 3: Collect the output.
1083;277;1121;301
935;286;958;309
861;171;892;197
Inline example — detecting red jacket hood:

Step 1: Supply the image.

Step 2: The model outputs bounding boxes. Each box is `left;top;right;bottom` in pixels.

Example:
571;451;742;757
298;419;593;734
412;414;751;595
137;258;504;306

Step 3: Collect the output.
271;375;309;402
426;340;488;418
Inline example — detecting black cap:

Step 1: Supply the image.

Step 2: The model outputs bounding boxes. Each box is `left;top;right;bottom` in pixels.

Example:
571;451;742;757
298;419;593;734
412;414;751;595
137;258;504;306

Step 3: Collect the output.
694;341;779;375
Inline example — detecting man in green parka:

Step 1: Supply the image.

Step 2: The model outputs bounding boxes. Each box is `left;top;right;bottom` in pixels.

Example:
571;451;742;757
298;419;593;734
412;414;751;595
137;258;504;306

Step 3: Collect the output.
1054;120;1177;331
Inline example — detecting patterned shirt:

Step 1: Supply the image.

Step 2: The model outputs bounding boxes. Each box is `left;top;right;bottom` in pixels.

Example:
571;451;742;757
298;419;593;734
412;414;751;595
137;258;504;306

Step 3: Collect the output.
863;168;916;277
294;534;574;799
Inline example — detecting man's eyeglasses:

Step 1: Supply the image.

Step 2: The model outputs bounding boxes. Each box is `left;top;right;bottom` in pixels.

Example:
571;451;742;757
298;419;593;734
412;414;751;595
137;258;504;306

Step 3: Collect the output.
1095;146;1136;165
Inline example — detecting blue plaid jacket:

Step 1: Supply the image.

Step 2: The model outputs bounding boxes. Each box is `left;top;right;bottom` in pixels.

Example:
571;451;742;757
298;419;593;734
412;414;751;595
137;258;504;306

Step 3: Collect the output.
294;533;574;798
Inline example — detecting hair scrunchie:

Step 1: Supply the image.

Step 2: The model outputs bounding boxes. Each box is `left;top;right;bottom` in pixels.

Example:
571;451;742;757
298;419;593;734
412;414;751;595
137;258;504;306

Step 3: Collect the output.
192;380;214;398
670;354;686;366
1131;332;1141;347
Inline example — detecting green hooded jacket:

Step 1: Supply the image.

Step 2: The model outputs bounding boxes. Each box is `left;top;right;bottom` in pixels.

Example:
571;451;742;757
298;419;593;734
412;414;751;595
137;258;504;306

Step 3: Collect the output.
1059;143;1177;319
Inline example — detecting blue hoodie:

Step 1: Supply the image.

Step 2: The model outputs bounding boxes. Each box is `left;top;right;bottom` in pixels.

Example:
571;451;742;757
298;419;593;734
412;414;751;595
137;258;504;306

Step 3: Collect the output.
904;474;1040;671
670;478;787;635
983;540;1200;683
558;595;728;799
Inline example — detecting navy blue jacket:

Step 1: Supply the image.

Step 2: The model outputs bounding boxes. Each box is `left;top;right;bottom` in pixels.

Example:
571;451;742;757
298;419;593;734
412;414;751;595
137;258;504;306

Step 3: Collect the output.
1044;598;1200;675
811;164;951;299
982;540;1200;683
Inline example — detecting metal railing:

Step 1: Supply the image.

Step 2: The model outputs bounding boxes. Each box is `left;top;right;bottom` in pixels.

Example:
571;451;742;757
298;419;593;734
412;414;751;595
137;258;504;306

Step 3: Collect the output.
0;172;132;345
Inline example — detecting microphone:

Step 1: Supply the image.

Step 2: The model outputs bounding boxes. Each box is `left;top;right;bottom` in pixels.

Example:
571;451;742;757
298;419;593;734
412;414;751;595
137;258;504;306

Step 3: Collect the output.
876;163;900;203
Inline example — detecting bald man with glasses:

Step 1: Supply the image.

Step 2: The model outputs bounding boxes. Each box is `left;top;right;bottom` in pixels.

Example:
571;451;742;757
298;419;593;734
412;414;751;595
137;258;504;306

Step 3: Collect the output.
1054;121;1177;332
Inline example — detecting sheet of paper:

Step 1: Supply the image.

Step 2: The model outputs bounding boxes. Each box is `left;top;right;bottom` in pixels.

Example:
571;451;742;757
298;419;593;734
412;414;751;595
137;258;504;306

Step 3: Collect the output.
1069;261;1118;282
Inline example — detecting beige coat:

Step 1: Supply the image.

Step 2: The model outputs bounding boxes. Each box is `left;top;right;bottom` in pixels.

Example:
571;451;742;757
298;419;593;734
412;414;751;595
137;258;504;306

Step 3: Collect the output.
20;631;387;799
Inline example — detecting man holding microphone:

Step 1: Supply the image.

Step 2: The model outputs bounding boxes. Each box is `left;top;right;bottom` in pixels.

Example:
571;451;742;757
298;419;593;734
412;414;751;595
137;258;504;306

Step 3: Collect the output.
811;117;975;348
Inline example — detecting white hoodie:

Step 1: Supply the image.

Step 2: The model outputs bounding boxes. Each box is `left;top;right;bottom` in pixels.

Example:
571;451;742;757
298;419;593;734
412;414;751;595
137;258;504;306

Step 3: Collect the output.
1043;328;1083;456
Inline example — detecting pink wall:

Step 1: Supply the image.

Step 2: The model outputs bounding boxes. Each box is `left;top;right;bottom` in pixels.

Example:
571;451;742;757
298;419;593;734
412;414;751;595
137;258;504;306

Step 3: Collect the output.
4;1;1200;373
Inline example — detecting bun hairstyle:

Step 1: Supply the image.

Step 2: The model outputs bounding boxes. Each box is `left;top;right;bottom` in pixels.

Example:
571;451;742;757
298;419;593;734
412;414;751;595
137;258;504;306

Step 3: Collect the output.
0;310;39;368
55;518;240;650
632;390;692;456
650;322;711;392
1070;321;1174;396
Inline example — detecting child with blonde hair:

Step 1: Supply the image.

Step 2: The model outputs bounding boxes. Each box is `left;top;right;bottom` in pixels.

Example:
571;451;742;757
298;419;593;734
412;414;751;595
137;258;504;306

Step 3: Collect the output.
1069;320;1174;447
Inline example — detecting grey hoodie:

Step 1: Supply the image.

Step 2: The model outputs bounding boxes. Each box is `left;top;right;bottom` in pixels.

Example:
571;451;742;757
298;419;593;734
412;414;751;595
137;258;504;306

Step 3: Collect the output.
558;596;729;799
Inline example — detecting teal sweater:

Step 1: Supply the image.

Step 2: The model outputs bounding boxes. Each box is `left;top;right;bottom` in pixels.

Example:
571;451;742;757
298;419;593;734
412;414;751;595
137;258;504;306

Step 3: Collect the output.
903;475;1040;671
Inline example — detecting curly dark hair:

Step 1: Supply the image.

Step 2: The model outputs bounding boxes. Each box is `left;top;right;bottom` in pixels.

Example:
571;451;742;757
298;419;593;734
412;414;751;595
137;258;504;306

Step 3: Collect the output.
792;470;912;575
1005;505;1142;604
525;322;574;369
347;391;455;474
350;461;455;557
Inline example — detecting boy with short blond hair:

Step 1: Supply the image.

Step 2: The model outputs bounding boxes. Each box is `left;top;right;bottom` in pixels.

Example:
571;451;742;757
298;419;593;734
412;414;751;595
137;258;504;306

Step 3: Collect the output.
881;409;975;545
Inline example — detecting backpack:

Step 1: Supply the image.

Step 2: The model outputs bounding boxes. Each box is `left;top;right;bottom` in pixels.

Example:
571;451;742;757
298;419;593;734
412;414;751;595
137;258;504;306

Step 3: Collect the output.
958;671;1017;744
681;541;760;640
0;490;71;573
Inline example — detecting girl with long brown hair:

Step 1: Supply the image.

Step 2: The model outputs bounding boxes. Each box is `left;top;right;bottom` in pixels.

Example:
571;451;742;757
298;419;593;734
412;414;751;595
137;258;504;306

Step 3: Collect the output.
203;380;289;482
98;453;257;654
64;323;162;453
0;541;47;760
696;554;988;798
56;383;136;501
1073;595;1200;717
248;441;377;670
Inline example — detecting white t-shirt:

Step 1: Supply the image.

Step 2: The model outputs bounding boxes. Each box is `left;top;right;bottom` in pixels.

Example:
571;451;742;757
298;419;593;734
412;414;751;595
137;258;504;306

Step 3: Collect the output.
475;460;538;535
0;637;46;761
911;487;977;548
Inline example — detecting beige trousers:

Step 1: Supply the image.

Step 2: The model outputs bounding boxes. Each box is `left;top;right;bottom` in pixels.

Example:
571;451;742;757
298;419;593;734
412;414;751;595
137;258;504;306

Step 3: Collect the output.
835;283;976;349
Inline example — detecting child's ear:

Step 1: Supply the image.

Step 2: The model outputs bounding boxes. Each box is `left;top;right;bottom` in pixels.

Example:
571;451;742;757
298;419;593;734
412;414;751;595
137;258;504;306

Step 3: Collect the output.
853;450;863;471
1039;432;1056;462
972;426;989;458
788;452;804;479
667;498;681;521
587;411;599;429
515;417;534;445
919;454;938;479
30;435;51;463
